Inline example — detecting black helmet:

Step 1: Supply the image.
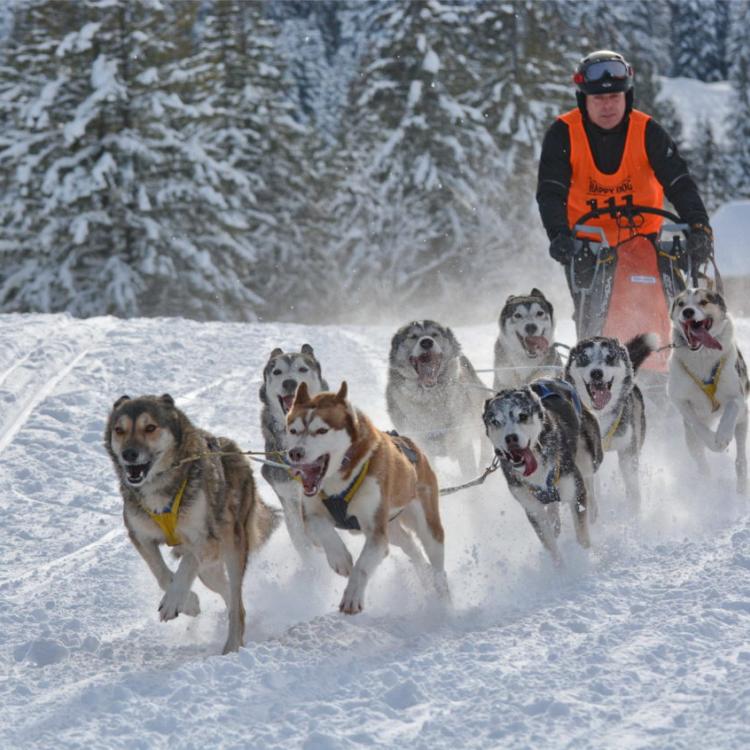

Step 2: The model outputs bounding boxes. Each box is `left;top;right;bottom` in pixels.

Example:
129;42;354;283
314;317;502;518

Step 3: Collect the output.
574;50;634;95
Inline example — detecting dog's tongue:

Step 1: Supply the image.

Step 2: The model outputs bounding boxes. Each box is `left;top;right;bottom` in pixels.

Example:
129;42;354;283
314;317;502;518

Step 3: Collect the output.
525;335;549;354
281;394;295;413
510;447;538;477
293;461;326;496
590;383;611;410
414;354;440;387
686;321;722;350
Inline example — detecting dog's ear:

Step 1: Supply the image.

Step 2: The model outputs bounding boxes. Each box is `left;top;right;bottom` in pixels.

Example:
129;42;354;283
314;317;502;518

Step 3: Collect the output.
706;290;727;313
294;381;311;406
113;395;130;409
336;381;348;401
530;288;545;299
301;343;314;355
269;347;284;359
159;394;175;407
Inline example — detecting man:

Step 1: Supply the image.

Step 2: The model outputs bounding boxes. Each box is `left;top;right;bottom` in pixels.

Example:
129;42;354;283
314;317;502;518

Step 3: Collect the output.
537;49;712;266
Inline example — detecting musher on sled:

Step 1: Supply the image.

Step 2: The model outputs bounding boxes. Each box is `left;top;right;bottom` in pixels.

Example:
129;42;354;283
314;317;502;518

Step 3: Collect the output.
536;49;713;372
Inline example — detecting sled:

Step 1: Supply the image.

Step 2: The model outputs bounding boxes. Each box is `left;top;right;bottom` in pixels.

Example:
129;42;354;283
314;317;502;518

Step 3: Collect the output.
566;203;695;374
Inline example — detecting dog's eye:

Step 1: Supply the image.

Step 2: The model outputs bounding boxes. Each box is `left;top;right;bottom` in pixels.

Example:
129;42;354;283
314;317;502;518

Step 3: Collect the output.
518;413;528;423
273;368;282;376
514;312;522;319
677;301;684;308
144;424;157;433
298;366;309;373
698;300;708;307
315;428;329;435
536;311;544;318
577;355;590;367
288;427;298;435
605;355;616;366
114;426;125;435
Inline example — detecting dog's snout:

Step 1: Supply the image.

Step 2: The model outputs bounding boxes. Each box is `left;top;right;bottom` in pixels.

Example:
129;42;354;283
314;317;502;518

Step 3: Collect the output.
419;337;434;350
590;369;603;382
505;433;519;447
122;447;139;463
682;307;695;320
282;378;297;392
288;447;305;463
525;323;537;335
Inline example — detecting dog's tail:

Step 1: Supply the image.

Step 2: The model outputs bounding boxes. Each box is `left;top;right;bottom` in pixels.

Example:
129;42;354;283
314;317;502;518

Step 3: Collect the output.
248;495;282;552
625;333;659;373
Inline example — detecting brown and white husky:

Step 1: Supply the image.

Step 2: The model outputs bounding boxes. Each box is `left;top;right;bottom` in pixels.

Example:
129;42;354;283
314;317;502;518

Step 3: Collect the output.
285;381;449;614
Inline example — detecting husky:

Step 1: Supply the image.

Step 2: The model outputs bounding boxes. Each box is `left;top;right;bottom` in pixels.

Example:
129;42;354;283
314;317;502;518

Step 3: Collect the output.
483;379;602;564
565;333;658;511
105;394;279;654
285;381;449;614
494;289;563;390
386;319;491;477
668;288;749;494
259;344;328;557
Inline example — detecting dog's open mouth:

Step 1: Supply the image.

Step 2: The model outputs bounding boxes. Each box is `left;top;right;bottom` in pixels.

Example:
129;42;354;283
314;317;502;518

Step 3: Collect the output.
501;445;538;477
124;462;151;486
290;454;330;496
410;352;442;388
517;333;549;358
586;379;613;410
278;394;296;414
682;318;721;351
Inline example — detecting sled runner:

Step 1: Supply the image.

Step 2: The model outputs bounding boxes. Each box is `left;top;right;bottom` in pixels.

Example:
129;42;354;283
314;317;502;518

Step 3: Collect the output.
566;202;697;373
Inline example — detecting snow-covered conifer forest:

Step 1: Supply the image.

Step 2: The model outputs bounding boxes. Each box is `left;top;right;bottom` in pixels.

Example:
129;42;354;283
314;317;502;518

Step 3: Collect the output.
0;0;747;323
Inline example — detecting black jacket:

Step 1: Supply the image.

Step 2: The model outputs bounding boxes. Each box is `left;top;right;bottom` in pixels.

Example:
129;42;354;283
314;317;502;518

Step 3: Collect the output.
536;111;709;240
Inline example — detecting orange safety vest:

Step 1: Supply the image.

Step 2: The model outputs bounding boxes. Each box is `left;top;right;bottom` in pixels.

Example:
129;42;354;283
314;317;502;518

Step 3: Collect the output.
560;108;664;246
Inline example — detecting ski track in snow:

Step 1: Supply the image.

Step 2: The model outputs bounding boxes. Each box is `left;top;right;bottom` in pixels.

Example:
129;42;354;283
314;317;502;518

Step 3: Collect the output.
0;313;748;750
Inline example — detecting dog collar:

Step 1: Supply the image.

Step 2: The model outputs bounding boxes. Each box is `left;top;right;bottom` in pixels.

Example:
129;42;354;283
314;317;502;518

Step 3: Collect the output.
680;357;726;412
144;476;188;546
321;459;370;530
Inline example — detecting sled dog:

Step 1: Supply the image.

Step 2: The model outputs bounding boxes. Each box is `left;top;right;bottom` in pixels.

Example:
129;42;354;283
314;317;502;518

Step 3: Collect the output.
483;379;602;564
260;343;328;556
105;394;279;654
386;319;491;477
494;289;563;391
668;288;748;493
565;333;657;511
286;381;449;613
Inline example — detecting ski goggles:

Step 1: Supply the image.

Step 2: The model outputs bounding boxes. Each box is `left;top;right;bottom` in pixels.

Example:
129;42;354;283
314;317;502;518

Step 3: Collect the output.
574;59;631;85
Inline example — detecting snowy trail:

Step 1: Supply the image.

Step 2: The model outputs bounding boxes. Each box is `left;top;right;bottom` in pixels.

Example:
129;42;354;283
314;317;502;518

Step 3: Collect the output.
1;313;748;749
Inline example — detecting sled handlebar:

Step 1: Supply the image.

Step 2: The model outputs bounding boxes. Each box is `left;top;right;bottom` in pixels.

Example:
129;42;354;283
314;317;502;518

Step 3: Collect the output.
572;203;683;229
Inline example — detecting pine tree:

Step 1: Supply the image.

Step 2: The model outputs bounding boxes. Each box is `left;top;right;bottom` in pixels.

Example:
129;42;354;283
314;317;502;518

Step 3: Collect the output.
726;0;750;199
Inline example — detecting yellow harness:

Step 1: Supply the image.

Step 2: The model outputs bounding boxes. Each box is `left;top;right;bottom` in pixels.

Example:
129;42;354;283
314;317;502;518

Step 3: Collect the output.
601;408;625;452
145;476;188;546
680;357;726;413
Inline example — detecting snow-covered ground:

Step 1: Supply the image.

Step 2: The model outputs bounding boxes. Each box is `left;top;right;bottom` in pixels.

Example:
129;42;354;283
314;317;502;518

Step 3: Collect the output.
1;312;749;749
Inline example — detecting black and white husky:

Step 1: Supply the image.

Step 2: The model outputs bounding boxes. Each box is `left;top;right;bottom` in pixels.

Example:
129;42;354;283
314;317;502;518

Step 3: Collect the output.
386;320;492;478
668;288;748;494
494;289;563;391
259;344;328;556
483;379;602;564
565;333;657;511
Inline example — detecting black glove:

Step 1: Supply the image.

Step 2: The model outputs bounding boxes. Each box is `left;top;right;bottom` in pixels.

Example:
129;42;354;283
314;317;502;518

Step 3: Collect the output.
686;223;713;263
549;233;576;264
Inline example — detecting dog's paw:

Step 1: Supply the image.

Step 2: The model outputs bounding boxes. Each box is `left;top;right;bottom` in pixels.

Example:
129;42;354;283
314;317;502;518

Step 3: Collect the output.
714;432;732;452
326;549;353;578
158;589;200;621
339;582;364;615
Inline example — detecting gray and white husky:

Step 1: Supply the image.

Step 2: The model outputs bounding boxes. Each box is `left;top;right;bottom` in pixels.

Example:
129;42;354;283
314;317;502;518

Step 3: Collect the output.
386;320;492;477
565;333;657;511
668;288;748;494
494;289;563;391
483;379;602;564
259;344;328;556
